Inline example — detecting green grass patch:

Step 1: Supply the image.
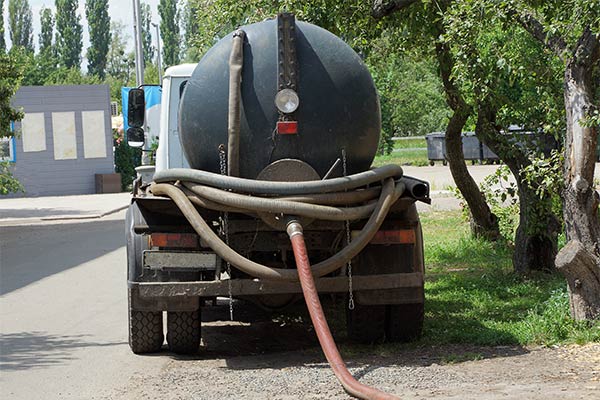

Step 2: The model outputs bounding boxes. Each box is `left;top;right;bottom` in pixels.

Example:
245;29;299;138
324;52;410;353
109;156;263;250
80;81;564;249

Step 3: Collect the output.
393;137;427;149
420;210;600;346
372;148;429;167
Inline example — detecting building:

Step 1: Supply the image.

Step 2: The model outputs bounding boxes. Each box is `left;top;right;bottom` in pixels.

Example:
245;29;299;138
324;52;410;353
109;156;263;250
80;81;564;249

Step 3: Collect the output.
2;85;117;197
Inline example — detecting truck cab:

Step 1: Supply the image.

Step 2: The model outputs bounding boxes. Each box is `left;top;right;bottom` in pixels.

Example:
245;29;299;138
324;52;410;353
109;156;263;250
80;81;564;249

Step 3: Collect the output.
154;64;195;173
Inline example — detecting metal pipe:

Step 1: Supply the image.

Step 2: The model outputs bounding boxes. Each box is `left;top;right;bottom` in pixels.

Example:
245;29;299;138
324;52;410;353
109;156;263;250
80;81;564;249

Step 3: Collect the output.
287;221;400;400
227;30;246;177
132;0;144;87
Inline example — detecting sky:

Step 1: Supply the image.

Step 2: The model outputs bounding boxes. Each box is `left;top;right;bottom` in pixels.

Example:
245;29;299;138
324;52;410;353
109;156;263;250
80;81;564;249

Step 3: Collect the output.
2;0;161;57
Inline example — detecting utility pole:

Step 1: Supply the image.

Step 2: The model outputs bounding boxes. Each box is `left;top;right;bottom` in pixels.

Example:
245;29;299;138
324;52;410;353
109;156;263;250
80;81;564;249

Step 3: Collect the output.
132;0;144;87
152;22;163;82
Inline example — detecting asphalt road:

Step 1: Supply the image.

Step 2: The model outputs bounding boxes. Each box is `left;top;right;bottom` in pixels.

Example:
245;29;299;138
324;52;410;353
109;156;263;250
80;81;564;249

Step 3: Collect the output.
0;214;168;399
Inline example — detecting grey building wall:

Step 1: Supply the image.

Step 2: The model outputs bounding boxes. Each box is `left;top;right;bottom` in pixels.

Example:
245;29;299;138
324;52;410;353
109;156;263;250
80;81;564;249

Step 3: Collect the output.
7;85;114;197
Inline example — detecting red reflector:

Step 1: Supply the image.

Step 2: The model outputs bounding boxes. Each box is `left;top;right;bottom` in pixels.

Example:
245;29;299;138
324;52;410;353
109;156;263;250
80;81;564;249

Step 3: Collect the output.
150;233;198;248
277;121;298;134
369;230;416;245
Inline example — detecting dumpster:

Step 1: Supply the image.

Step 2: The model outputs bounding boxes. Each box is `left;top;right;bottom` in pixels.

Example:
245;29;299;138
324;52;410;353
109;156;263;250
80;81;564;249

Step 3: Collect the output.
426;131;481;165
481;143;500;163
425;132;447;165
461;132;481;164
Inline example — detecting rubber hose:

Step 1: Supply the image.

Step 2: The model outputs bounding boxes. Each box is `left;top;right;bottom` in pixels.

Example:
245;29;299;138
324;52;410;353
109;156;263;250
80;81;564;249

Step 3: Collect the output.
153;164;403;195
278;187;380;205
182;182;378;221
150;178;404;281
227;30;245;177
287;221;400;400
401;176;430;202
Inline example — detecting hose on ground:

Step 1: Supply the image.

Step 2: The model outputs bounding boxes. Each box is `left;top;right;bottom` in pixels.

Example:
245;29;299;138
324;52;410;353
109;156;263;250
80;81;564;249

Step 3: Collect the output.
150;178;404;281
287;221;400;400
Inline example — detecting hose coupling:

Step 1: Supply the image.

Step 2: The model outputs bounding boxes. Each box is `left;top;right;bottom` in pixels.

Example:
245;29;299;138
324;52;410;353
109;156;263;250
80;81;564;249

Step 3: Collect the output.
286;219;303;238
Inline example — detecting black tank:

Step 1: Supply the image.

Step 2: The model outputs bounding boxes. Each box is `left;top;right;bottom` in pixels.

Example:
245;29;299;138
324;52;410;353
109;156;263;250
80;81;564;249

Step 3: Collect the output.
179;16;381;179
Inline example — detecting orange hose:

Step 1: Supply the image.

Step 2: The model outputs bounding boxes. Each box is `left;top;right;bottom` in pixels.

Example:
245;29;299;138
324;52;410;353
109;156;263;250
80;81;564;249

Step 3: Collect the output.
287;221;400;400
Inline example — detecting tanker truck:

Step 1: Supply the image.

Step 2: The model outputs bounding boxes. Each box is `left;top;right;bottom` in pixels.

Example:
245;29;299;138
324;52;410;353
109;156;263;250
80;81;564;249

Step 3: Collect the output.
125;12;429;399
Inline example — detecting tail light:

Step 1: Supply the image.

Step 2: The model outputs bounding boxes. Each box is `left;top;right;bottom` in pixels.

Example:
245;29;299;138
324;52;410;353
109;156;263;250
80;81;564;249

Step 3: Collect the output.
150;233;198;249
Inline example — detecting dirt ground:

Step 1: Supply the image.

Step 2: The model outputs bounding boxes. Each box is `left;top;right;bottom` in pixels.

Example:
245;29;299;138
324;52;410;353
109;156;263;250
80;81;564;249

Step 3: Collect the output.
105;302;600;400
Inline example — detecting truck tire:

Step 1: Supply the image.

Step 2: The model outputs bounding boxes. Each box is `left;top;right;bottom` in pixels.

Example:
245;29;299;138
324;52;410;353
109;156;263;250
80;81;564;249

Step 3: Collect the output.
167;310;201;354
346;302;386;344
386;303;424;342
128;290;164;354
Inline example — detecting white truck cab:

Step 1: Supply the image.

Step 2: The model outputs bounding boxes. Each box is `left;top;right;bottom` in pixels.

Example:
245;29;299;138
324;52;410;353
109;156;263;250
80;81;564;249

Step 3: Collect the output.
154;64;196;173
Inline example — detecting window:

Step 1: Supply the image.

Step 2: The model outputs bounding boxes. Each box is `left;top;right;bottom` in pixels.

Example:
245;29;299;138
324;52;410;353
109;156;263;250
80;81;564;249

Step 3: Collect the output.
1;121;16;162
0;137;16;162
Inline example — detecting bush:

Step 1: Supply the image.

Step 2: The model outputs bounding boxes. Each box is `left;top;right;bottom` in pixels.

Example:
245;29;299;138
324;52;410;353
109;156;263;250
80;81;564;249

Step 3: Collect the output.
114;132;141;191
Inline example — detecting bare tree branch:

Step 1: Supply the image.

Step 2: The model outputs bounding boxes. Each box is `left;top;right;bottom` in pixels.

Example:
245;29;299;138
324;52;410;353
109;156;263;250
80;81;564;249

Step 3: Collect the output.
372;0;419;19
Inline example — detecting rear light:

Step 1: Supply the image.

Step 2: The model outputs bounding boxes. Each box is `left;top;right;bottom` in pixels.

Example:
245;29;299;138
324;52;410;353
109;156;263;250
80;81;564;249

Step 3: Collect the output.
353;229;416;245
277;120;298;134
150;233;198;248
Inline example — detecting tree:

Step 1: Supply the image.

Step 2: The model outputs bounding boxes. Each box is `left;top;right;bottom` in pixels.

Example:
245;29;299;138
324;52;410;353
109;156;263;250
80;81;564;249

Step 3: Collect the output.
158;0;180;67
85;0;111;79
182;1;200;61
39;7;54;52
501;1;599;320
0;50;25;194
55;0;83;69
106;21;135;88
140;2;155;67
8;0;33;51
373;0;501;240
0;0;6;52
442;1;563;272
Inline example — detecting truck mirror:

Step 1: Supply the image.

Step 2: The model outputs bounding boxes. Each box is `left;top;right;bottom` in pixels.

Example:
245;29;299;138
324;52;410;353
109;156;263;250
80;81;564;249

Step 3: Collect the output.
127;127;145;148
127;88;145;128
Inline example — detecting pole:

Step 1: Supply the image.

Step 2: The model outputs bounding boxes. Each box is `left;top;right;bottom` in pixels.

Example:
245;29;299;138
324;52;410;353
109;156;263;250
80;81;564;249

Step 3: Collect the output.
132;0;144;87
152;22;163;82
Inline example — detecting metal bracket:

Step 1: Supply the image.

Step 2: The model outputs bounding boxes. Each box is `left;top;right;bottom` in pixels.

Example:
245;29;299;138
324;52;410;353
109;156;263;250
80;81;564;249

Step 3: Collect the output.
277;12;298;125
277;12;298;92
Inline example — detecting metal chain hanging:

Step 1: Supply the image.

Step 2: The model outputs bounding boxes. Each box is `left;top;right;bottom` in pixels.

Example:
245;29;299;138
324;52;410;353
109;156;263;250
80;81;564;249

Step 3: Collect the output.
342;148;354;310
218;145;234;321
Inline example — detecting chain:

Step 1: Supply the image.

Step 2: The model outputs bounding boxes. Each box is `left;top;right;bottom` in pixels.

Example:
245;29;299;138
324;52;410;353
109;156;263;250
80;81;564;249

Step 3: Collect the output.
219;145;234;321
342;148;354;310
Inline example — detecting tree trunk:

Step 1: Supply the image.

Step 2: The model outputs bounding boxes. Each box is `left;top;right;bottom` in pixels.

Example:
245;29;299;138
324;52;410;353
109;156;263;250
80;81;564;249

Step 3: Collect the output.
435;42;500;240
556;29;600;320
476;102;559;273
512;181;560;273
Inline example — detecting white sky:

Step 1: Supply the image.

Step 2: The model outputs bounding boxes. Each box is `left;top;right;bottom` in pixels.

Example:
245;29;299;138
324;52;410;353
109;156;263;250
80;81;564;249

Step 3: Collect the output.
2;0;161;57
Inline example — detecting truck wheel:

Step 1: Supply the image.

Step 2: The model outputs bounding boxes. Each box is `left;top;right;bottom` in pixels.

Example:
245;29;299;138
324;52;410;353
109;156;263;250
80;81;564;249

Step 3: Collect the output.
128;291;164;354
346;302;386;344
386;303;424;342
167;311;201;354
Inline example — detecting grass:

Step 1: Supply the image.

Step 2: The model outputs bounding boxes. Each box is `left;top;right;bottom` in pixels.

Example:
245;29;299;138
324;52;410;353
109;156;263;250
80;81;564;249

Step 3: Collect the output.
420;210;600;346
372;149;429;167
393;137;427;149
372;137;430;167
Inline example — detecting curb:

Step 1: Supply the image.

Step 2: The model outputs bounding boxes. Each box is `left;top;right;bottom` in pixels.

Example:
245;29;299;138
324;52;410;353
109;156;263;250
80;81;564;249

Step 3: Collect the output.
0;204;130;227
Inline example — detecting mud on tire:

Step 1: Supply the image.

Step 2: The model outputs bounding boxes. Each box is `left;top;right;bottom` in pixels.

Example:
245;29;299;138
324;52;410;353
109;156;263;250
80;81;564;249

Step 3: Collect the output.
167;311;201;354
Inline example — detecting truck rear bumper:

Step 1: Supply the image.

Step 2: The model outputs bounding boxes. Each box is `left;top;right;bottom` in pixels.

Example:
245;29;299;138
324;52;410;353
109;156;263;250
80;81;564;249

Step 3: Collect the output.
130;272;423;304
